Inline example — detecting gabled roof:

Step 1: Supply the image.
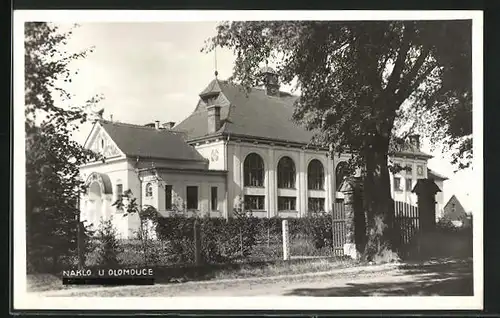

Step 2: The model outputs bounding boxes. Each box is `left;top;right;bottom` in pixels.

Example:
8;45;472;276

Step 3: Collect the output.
97;120;207;162
175;80;314;144
443;195;467;217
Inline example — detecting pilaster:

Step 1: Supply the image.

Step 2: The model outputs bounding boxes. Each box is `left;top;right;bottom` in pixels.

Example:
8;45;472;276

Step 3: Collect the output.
325;156;333;211
268;148;276;217
299;151;307;217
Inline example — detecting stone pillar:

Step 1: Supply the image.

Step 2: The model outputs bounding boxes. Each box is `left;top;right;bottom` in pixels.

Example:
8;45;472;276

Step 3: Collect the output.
282;220;290;260
339;177;364;260
412;179;441;234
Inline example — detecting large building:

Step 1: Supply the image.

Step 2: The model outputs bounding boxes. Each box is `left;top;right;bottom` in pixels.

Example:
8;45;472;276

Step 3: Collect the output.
79;69;447;238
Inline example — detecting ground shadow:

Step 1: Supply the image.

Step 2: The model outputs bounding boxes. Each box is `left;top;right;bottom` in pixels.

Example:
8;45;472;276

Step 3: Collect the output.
284;257;473;296
151;256;349;284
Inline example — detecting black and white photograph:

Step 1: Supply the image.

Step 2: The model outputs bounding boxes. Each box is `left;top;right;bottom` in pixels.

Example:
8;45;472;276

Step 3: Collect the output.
13;10;483;311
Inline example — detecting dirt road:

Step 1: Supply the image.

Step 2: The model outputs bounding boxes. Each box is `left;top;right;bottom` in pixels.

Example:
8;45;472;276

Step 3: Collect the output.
39;258;473;297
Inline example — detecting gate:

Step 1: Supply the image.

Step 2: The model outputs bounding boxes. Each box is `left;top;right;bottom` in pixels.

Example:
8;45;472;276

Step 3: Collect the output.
394;201;420;256
331;202;347;256
330;201;419;257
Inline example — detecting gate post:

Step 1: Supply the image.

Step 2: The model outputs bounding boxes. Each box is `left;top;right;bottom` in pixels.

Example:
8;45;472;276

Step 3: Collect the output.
282;220;290;261
339;177;364;260
412;179;441;234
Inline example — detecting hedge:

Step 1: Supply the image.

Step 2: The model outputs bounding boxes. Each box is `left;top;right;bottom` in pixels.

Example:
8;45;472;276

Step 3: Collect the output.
154;213;336;264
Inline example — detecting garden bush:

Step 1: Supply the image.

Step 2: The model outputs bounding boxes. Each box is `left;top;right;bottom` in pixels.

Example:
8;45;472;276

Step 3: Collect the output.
90;218;123;267
153;213;336;264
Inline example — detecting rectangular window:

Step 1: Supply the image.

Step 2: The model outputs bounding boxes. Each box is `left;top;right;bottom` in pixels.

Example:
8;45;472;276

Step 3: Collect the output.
244;195;265;210
393;177;402;192
278;196;296;211
186;186;198;210
116;184;123;213
165;185;172;210
308;198;325;212
405;178;413;192
211;187;218;211
116;184;123;197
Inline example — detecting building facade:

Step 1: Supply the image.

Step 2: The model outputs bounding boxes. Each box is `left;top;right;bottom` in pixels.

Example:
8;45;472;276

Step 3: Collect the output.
79;70;447;238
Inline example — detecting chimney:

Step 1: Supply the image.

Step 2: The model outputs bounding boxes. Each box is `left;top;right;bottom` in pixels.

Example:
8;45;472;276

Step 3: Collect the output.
162;122;176;130
207;104;221;134
154;120;160;130
199;81;222;134
409;134;420;149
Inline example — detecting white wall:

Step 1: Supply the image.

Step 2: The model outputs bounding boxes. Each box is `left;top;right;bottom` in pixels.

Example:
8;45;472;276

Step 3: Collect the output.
224;141;336;217
389;157;428;206
434;179;445;219
194;140;226;170
142;171;227;218
80;158;139;239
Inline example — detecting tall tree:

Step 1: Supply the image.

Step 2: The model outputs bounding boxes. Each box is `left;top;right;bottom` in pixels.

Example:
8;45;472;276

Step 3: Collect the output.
25;22;102;272
206;20;472;259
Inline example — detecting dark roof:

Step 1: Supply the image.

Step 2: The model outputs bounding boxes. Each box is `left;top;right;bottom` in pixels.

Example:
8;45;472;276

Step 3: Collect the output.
175;79;315;144
411;179;442;194
199;78;223;97
175;79;432;159
98;120;207;162
428;168;448;180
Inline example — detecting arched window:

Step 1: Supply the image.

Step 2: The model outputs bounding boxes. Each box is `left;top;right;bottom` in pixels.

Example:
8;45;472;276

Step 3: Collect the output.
277;156;296;189
335;162;349;191
307;159;324;190
244;153;265;187
145;183;153;197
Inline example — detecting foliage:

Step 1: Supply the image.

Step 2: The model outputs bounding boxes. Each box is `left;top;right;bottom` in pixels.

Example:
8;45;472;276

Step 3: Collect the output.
92;218;123;267
113;189;161;265
206;20;472;259
154;214;337;264
25;22;103;272
206;20;471;167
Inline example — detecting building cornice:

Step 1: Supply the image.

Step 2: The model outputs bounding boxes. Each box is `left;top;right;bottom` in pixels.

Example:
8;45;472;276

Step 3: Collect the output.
187;132;329;151
137;166;227;176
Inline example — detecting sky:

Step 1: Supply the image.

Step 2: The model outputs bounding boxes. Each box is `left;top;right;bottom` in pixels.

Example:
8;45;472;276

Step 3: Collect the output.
55;22;474;212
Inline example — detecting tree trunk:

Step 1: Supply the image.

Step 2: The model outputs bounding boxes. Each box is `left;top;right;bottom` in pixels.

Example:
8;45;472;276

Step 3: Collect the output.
362;137;397;262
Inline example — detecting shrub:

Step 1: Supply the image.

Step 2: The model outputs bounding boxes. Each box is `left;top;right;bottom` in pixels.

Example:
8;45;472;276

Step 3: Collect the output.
155;215;260;264
92;218;123;267
153;214;336;264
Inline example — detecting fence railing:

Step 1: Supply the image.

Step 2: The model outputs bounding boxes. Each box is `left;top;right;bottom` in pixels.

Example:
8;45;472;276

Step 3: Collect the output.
332;202;347;256
394;200;420;246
